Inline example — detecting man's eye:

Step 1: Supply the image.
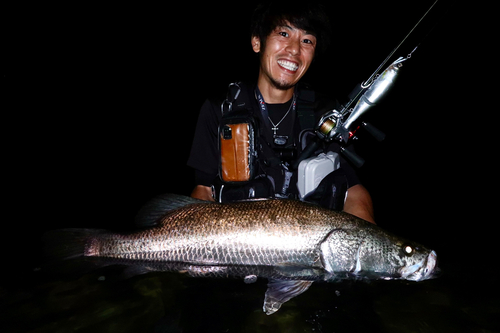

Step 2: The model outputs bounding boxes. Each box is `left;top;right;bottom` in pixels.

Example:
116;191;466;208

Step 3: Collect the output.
279;31;289;37
303;38;317;45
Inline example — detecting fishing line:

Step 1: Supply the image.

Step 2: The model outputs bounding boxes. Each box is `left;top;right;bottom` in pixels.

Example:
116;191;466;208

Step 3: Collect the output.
406;1;454;59
362;0;440;88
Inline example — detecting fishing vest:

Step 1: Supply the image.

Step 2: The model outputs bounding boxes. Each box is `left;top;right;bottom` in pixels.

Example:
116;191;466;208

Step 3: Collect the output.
216;82;318;202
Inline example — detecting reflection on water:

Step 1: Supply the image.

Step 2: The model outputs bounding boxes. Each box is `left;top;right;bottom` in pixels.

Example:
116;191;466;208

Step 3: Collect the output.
2;264;499;333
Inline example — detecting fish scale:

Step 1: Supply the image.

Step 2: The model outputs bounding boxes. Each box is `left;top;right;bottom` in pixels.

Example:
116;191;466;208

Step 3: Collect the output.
88;200;339;267
47;194;438;315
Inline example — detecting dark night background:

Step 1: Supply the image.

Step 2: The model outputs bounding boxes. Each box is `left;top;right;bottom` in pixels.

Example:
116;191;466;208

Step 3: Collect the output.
4;1;489;280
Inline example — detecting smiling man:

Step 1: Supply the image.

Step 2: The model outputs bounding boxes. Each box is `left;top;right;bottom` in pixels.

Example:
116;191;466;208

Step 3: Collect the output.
253;23;316;101
188;2;375;223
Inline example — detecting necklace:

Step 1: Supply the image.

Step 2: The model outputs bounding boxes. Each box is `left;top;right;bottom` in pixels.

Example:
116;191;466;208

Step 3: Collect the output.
255;87;297;146
268;101;293;136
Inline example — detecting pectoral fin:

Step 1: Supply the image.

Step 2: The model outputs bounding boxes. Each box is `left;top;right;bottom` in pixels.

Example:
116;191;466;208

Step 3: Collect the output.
263;279;313;315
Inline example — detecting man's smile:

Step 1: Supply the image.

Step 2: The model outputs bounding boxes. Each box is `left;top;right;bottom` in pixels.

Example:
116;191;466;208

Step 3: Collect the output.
277;59;299;73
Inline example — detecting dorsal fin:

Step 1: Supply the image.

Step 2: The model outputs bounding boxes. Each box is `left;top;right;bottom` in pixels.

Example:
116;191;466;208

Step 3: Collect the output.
134;193;208;227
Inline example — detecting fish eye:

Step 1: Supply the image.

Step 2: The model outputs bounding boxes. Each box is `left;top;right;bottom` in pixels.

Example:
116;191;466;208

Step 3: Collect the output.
402;244;414;256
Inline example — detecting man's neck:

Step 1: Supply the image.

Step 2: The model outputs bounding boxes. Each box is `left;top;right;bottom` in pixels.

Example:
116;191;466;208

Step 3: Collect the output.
257;74;295;104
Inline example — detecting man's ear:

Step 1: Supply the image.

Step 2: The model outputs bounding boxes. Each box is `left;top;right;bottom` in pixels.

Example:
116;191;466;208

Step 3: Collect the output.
251;36;261;53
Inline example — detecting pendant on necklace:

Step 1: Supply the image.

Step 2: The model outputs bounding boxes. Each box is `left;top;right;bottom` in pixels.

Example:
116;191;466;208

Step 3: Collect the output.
273;135;288;146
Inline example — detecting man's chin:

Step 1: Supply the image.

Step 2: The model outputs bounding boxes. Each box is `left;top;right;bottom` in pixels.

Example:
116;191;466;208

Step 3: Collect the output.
270;78;296;91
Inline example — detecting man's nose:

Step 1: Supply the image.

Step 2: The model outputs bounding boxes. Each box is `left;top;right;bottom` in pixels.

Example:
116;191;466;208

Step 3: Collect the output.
285;38;300;56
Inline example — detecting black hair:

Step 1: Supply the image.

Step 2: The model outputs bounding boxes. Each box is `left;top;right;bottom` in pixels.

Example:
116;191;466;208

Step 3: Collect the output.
250;1;332;57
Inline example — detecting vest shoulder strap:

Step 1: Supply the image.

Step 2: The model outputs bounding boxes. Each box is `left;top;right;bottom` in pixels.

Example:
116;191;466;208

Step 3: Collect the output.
221;81;255;115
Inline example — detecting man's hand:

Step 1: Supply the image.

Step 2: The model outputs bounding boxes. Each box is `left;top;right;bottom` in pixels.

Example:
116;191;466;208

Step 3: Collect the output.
343;184;375;224
191;185;215;202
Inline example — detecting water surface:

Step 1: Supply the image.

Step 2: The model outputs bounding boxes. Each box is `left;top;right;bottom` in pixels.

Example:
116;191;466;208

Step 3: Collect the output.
2;259;498;333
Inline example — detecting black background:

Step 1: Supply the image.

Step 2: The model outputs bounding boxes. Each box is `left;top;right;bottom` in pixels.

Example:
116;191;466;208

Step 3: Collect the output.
4;1;488;276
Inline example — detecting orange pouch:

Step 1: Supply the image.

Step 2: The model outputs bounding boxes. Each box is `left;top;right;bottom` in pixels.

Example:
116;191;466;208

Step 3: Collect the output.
220;122;255;183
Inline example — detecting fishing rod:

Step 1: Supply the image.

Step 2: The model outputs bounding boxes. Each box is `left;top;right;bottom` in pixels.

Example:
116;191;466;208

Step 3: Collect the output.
292;0;441;169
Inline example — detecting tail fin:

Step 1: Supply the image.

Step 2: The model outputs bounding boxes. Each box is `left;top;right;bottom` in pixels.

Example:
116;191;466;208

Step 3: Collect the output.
42;228;108;262
40;228;112;278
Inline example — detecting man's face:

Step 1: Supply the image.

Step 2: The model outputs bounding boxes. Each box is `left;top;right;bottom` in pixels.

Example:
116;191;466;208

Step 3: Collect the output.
253;22;317;91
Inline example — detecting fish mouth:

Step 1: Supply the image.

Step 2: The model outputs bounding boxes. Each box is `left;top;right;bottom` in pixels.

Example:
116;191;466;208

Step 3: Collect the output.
401;250;438;281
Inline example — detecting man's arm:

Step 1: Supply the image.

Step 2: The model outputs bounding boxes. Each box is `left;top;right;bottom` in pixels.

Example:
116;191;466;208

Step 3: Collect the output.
187;99;221;203
191;185;215;202
343;184;375;224
192;183;375;222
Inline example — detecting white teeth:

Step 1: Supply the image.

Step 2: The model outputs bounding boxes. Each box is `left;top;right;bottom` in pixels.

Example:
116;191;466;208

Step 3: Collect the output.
278;60;298;72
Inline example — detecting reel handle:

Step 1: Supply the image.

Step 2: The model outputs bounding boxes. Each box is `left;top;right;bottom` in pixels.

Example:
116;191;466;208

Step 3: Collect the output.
361;122;386;142
340;147;365;168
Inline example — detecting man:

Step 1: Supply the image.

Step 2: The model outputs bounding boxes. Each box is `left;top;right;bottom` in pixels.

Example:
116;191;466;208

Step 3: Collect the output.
187;2;375;223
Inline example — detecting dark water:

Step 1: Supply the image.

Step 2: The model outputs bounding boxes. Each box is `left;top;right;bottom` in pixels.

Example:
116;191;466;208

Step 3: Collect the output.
5;2;489;332
2;247;499;333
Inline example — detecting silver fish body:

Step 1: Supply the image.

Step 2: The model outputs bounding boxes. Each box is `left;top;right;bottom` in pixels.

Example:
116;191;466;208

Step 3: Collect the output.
46;194;437;314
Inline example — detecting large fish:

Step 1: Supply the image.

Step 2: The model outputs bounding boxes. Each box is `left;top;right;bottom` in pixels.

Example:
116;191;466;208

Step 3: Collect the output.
44;194;438;315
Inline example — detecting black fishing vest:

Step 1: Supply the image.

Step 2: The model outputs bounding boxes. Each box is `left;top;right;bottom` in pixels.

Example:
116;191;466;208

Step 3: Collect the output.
216;82;317;202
